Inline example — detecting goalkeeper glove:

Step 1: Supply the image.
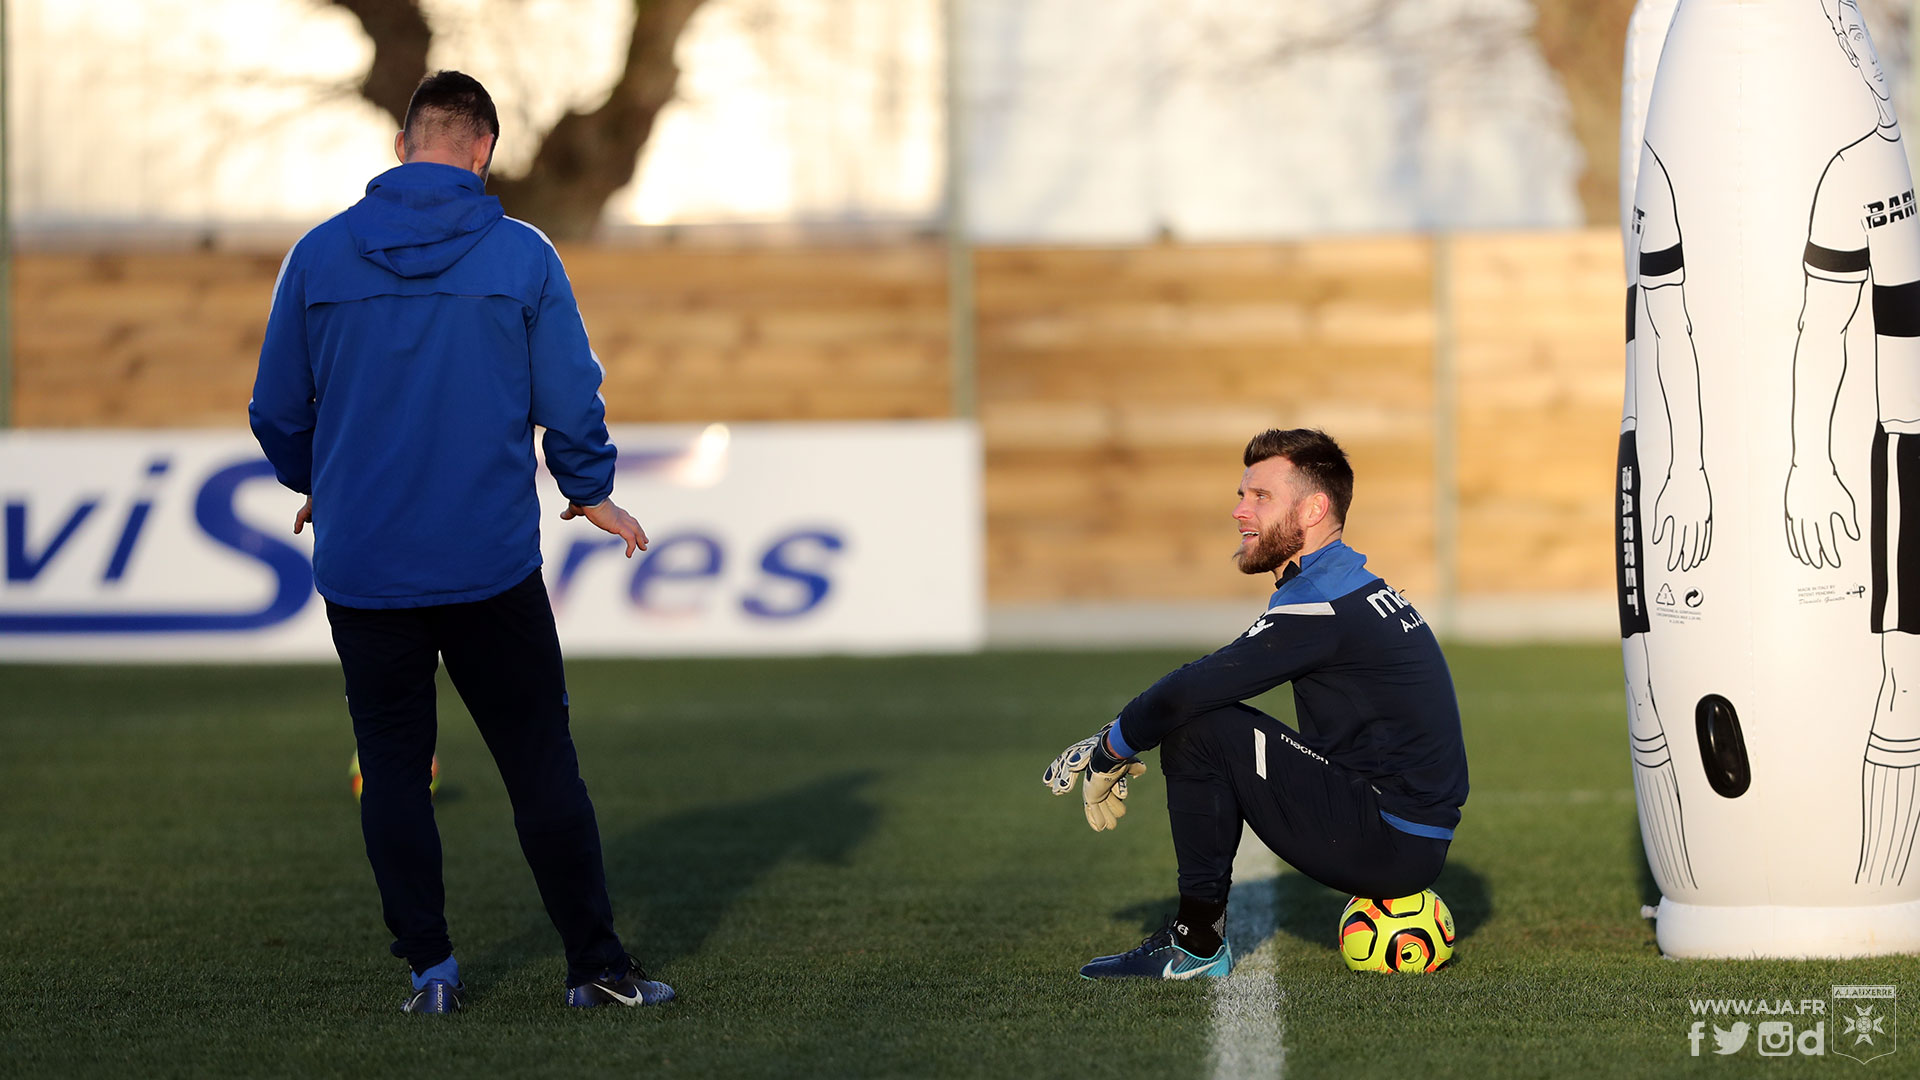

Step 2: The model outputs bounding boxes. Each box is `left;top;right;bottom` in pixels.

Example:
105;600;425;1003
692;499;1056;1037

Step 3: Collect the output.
1043;722;1147;832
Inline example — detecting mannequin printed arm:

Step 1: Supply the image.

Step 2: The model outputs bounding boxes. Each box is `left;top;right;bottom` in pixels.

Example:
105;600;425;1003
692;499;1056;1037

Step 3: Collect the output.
1643;282;1711;572
1784;274;1863;568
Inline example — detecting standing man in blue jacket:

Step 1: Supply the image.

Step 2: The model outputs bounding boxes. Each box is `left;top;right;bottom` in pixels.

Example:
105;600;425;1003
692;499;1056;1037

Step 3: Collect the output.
249;71;671;1014
1043;429;1468;978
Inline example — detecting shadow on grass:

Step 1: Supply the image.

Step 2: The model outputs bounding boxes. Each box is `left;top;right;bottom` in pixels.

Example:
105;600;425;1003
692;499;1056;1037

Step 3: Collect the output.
606;770;881;968
461;771;880;986
1113;859;1492;957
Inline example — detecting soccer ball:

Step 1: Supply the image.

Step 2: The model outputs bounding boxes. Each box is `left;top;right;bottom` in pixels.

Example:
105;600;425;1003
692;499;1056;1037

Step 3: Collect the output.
348;751;439;800
1338;890;1455;973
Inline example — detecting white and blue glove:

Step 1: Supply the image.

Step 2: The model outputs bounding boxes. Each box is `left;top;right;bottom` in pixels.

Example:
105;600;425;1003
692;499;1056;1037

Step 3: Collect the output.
1044;722;1147;832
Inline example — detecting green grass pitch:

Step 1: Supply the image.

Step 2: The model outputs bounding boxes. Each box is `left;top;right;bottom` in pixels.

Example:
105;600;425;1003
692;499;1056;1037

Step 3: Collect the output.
2;645;1916;1077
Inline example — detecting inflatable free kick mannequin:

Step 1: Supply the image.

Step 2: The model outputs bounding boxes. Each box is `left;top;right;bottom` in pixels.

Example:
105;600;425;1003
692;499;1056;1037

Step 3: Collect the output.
1619;0;1920;958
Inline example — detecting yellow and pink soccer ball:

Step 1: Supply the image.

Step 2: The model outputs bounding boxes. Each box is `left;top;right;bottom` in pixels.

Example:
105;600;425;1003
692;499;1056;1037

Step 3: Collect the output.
348;752;439;800
1338;889;1455;973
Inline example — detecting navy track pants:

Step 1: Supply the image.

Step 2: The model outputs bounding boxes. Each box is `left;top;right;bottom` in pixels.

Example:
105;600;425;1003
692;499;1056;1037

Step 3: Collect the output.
325;569;624;986
1159;704;1449;903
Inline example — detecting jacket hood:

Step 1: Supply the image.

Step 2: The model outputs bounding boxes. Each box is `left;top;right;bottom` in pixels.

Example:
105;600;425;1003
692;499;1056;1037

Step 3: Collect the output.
346;163;504;279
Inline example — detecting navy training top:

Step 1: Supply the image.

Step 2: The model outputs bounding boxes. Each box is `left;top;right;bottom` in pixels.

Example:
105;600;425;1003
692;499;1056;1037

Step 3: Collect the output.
249;162;617;609
1109;541;1469;837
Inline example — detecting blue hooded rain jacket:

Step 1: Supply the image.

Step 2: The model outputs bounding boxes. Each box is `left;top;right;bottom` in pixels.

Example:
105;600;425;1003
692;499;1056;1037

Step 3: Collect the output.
249;162;617;608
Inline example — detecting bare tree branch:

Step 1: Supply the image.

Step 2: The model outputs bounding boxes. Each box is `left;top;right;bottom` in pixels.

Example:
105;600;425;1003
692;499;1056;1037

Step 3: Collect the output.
1165;1;1525;83
327;0;433;128
325;0;709;240
490;0;712;240
1179;0;1630;228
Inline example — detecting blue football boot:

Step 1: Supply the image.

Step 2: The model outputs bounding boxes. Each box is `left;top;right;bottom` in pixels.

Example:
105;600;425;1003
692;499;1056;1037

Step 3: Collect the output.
401;979;464;1014
401;956;464;1014
1081;921;1232;980
565;954;675;1008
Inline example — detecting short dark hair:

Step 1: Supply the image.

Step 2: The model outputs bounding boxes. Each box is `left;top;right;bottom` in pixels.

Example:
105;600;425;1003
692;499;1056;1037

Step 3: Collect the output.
1243;428;1354;523
402;71;500;156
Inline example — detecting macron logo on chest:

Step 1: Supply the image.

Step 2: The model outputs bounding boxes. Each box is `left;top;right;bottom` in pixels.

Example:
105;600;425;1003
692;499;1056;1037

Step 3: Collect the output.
1366;587;1427;633
1365;588;1406;617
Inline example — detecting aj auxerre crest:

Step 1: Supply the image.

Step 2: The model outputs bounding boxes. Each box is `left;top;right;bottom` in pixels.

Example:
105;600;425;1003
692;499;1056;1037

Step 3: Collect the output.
1833;984;1897;1063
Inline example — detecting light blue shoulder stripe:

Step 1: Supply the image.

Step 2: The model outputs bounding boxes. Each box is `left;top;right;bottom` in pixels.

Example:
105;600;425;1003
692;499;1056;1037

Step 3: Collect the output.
1263;601;1335;616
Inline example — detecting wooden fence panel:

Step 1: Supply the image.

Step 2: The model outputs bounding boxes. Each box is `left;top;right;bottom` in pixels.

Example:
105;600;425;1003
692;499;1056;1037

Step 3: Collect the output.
10;230;1627;606
976;238;1438;604
1451;230;1623;597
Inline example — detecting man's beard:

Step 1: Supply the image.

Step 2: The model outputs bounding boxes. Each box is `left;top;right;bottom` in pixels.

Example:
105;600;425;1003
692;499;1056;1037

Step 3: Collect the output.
1234;515;1303;575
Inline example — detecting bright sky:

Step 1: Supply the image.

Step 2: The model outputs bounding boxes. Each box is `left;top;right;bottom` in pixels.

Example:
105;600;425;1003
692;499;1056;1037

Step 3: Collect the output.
5;0;943;229
4;0;1588;240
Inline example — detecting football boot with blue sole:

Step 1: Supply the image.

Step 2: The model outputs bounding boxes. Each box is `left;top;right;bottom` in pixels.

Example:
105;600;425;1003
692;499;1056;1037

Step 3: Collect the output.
566;955;675;1008
401;979;464;1014
1081;924;1232;980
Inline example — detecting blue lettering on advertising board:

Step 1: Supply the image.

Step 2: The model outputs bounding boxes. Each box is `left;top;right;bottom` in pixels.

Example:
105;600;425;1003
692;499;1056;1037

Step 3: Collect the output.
743;531;844;618
5;499;99;582
628;534;725;613
554;528;845;618
3;456;847;634
0;459;313;633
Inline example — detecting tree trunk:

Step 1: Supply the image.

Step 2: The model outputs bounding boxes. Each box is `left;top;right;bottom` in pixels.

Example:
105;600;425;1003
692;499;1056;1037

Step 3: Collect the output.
491;0;710;240
330;0;712;241
1530;0;1638;227
329;0;431;127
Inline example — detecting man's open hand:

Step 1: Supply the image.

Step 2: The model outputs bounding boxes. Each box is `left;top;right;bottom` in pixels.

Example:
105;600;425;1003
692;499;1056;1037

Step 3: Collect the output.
293;496;313;534
561;498;649;558
1044;725;1147;832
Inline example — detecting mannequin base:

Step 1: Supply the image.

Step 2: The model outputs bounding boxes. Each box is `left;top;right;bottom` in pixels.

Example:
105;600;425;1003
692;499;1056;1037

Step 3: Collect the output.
1655;897;1920;958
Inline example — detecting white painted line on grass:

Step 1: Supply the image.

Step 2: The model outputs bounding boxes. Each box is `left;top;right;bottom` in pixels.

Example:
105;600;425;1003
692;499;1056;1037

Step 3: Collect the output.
1208;835;1285;1080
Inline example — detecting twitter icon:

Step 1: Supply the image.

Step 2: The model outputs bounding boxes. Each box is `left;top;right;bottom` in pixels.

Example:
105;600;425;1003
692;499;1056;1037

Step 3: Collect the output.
1714;1022;1752;1054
